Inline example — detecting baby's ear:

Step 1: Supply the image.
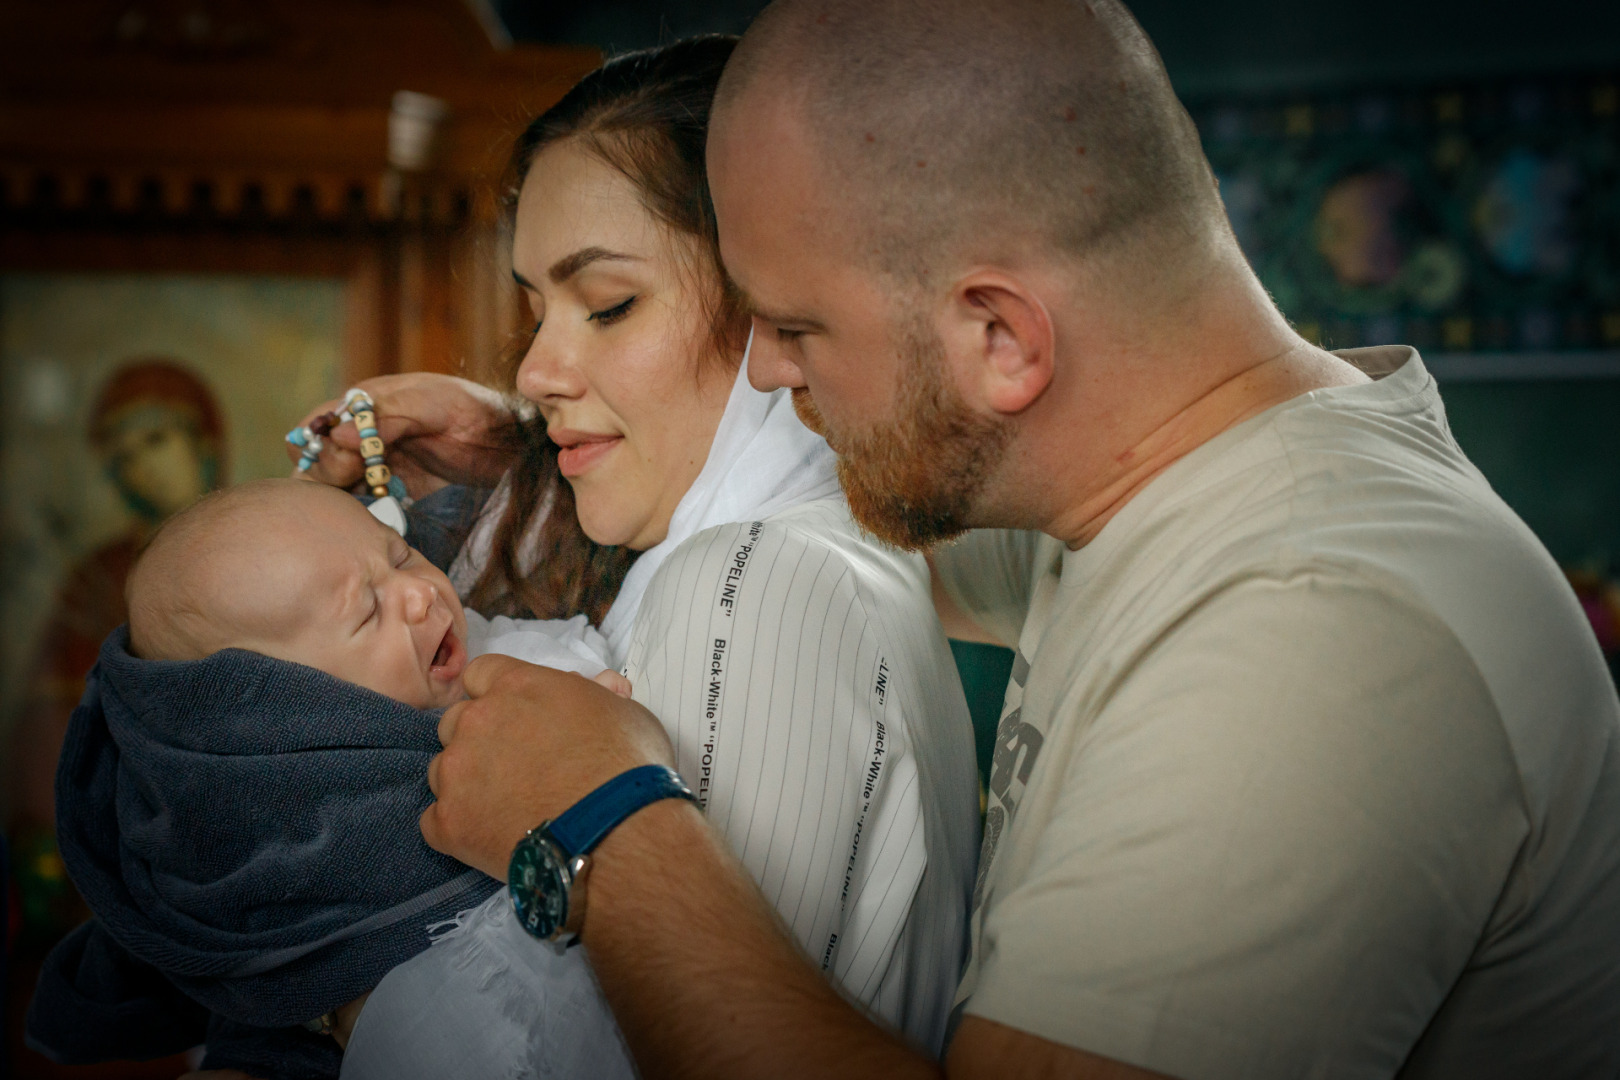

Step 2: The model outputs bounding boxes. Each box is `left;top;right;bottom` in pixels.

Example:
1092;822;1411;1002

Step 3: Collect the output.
591;670;633;698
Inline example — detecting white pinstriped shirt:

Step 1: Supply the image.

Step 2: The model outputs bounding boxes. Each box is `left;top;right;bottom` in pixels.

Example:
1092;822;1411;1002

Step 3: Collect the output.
624;496;980;1051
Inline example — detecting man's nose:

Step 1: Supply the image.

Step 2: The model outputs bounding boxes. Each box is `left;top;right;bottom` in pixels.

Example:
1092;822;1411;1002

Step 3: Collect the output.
746;321;808;393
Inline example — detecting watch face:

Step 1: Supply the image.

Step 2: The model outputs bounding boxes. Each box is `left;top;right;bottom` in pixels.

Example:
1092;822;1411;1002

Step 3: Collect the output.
509;830;571;940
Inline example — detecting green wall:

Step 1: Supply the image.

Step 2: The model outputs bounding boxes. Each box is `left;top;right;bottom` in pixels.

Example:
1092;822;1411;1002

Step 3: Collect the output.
1440;378;1620;569
949;640;1015;795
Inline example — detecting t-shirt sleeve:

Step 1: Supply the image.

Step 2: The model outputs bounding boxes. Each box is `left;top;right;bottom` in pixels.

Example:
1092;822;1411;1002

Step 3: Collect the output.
967;574;1527;1078
622;517;923;993
930;529;1050;647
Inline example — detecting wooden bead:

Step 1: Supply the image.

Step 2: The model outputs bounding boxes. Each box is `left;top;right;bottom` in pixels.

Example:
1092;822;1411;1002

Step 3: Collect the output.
359;436;385;457
364;463;391;487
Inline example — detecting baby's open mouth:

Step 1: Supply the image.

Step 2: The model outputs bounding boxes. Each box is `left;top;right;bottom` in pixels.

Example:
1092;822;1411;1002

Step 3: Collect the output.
429;625;465;682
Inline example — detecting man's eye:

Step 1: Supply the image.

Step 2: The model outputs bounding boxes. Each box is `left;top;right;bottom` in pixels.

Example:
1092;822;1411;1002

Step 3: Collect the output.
588;296;637;326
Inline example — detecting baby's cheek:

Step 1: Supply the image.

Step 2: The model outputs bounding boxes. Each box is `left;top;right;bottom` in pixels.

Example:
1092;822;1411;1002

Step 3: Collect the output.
326;648;415;704
419;672;467;710
361;645;445;709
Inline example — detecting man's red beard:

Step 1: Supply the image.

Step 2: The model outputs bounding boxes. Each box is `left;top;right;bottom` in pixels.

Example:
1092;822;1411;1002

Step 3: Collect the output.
792;317;1011;552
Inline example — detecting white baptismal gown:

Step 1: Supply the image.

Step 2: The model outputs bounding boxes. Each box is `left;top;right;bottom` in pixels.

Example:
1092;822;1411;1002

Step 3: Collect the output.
342;610;638;1079
343;892;637;1080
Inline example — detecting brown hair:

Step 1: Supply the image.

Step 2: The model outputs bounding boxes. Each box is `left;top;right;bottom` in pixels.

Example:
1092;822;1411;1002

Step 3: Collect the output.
467;35;746;624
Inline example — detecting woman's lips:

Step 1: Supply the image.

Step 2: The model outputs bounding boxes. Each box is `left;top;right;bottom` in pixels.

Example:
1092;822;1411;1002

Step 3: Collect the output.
555;435;622;478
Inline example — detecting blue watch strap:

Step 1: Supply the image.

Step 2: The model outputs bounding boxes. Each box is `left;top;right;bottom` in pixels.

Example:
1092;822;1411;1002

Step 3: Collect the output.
546;764;695;857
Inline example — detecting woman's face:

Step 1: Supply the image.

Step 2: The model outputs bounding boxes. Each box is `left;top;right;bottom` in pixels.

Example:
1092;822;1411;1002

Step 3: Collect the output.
512;139;736;550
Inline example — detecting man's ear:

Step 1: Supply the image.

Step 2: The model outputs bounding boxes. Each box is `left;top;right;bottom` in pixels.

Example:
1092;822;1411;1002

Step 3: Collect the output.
941;270;1055;416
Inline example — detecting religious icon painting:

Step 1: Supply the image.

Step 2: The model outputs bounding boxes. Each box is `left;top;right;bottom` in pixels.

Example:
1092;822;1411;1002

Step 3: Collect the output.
0;273;344;934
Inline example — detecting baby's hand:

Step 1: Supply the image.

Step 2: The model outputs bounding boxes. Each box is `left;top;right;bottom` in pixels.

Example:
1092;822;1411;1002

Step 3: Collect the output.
592;670;632;698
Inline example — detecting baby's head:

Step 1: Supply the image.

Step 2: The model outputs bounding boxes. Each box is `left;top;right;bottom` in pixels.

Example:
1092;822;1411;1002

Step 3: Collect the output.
128;478;469;708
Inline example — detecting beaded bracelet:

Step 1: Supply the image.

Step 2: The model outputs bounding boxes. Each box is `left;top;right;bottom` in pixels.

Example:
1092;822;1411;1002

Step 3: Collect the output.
286;388;412;536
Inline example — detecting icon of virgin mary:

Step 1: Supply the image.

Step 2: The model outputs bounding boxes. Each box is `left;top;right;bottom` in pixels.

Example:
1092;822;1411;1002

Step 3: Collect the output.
8;358;226;942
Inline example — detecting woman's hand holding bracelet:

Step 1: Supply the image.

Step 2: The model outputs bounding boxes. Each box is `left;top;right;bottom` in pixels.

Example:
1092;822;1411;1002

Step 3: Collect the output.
287;373;521;496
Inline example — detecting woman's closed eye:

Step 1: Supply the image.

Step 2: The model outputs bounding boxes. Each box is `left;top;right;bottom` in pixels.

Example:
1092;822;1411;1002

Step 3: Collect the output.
587;296;637;326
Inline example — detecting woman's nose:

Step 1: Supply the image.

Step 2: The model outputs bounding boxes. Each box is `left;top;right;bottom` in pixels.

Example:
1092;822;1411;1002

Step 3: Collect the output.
514;328;586;405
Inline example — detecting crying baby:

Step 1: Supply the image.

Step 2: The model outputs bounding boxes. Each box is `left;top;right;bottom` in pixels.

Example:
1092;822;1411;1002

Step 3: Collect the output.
125;477;628;704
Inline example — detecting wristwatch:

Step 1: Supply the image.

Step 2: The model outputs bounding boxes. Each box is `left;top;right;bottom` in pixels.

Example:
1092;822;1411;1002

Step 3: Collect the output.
508;764;696;942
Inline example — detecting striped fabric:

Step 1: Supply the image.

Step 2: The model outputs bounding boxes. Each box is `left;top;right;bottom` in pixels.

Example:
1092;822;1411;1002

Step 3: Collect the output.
624;497;981;1053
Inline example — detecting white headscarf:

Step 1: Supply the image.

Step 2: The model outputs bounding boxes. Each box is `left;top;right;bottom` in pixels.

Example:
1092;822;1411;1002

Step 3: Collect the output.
451;334;841;666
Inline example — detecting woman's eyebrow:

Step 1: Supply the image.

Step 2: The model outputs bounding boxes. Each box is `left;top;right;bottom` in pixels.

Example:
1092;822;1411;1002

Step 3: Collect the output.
544;246;641;285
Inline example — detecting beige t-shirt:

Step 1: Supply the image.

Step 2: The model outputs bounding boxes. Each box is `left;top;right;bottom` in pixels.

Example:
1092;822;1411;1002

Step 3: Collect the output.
935;347;1620;1078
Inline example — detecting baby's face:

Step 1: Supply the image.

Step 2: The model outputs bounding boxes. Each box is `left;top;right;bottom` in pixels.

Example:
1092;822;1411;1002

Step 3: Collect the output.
229;487;470;708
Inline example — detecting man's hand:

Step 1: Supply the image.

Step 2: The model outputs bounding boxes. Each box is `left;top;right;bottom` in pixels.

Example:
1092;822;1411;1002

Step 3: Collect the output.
418;660;1166;1080
286;373;521;497
421;654;676;878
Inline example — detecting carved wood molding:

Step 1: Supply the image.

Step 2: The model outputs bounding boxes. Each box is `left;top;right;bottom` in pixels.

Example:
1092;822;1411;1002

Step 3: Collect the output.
1;163;478;227
0;0;599;226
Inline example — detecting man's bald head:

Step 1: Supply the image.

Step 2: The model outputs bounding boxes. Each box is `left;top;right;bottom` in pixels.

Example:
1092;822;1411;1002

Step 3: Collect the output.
716;0;1227;285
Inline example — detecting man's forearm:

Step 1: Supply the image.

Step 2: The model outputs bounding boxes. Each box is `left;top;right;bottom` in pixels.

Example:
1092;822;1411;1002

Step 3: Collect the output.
583;798;940;1080
423;659;943;1077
